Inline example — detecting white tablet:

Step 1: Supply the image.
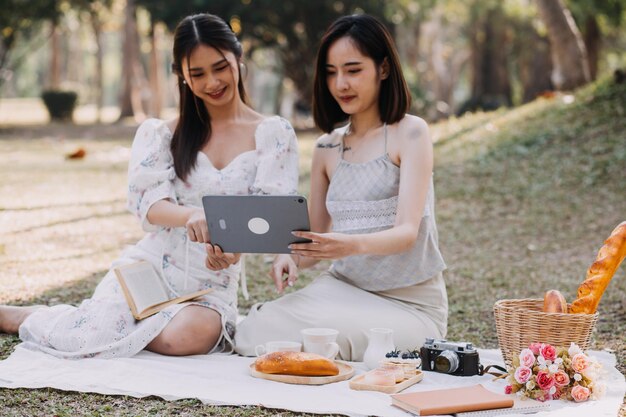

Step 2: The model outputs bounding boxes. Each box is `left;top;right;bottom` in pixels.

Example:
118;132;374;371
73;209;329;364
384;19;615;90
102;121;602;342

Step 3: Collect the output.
202;195;311;254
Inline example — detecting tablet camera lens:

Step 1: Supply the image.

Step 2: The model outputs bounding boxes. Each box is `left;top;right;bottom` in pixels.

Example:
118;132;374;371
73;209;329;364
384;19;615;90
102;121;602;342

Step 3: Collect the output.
298;198;304;203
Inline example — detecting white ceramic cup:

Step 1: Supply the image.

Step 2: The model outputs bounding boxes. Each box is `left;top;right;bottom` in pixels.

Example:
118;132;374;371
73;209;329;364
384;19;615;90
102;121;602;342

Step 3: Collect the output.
300;328;340;359
254;340;302;357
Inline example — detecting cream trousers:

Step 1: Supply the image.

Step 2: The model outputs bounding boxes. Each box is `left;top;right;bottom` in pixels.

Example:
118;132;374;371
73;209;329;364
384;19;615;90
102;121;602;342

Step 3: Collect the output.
235;271;448;361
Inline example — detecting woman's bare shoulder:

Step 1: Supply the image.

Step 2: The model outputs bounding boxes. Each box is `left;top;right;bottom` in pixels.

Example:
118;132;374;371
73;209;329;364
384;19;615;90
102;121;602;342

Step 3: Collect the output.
315;128;344;151
396;114;430;139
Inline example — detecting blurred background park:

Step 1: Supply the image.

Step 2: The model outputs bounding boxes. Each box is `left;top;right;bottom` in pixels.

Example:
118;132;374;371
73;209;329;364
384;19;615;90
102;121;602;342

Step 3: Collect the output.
1;0;625;126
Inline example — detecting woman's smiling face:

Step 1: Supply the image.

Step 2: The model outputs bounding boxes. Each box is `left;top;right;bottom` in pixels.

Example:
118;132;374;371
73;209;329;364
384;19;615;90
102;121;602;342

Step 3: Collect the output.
182;44;240;107
325;36;385;116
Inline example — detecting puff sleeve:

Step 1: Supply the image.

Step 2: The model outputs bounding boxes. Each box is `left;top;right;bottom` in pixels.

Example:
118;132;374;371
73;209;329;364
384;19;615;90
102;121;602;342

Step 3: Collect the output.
126;119;178;232
251;117;299;195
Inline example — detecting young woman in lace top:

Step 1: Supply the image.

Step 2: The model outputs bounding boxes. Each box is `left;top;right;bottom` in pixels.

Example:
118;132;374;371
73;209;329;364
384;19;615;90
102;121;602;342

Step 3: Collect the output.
234;14;448;360
0;13;298;358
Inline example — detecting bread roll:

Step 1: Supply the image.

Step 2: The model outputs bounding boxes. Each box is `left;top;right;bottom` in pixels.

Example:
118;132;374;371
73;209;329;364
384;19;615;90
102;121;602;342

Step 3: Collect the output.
570;221;626;314
254;351;339;376
542;289;567;313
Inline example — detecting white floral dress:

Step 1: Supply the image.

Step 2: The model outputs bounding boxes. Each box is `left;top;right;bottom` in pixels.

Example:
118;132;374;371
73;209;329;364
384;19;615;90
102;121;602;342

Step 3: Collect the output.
18;116;299;359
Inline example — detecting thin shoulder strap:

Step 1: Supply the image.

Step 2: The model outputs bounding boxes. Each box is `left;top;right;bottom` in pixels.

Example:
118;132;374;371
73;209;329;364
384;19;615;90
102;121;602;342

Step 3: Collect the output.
383;123;388;155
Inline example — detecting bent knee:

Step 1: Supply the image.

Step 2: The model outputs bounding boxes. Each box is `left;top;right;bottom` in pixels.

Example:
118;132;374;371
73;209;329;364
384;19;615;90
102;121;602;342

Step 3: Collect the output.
153;311;222;356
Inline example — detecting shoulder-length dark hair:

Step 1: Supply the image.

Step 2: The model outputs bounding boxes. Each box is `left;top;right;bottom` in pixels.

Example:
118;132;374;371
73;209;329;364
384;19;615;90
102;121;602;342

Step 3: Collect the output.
312;14;411;133
170;13;248;181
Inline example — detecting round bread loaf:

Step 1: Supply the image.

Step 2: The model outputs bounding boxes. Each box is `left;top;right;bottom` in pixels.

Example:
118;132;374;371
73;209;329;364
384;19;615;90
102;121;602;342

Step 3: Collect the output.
542;289;567;313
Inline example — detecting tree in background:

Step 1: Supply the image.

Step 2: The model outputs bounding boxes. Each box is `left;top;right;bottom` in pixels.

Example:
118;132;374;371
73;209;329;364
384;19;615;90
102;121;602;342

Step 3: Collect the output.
69;0;114;122
568;0;625;80
0;0;60;94
536;0;591;90
118;0;149;121
463;0;513;113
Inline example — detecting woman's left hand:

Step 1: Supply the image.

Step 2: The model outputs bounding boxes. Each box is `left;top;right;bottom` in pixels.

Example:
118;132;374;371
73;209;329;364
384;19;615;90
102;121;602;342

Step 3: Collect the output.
289;231;358;259
205;244;241;271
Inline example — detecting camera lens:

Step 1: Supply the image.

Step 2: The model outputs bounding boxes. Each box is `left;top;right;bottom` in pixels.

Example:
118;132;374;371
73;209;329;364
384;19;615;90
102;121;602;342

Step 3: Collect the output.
434;350;459;374
298;198;304;203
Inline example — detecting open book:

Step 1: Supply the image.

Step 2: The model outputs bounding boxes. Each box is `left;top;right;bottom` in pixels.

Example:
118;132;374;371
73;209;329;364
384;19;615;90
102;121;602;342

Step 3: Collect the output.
115;261;212;320
391;384;514;416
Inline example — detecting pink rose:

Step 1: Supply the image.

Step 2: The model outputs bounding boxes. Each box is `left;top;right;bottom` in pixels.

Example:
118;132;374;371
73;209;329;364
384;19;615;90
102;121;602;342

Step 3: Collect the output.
529;343;542;355
514;366;532;384
554;370;570;387
540;344;556;361
519;348;535;367
552;388;563;400
504;385;512;394
571;385;590;402
536;370;555;391
571;353;590;373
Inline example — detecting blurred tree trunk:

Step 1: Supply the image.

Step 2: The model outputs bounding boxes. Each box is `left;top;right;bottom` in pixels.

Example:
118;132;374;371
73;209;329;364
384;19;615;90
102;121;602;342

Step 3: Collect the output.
464;6;512;113
280;42;314;115
519;29;553;103
89;9;104;123
49;23;61;89
118;0;146;121
583;16;600;81
396;18;421;71
535;0;590;90
147;20;163;118
421;10;469;119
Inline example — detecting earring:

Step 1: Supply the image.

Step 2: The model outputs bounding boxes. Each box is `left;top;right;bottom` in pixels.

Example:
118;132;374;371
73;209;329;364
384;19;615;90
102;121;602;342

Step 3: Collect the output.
239;62;248;81
182;80;187;85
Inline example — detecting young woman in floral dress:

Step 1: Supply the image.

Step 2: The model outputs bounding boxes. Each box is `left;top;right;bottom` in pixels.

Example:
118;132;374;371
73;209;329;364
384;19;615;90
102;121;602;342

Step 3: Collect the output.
0;13;298;359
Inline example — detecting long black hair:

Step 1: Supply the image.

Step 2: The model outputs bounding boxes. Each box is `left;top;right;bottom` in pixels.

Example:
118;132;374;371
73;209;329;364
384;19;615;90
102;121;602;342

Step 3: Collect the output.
170;13;248;181
312;14;411;133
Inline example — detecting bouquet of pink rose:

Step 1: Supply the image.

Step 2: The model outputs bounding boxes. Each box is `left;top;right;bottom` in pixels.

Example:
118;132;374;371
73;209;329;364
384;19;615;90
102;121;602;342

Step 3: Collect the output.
505;342;605;402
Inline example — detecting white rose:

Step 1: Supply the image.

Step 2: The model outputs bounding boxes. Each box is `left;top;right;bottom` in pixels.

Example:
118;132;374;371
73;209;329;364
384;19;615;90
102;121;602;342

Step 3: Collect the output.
574;373;582;381
568;342;582;357
549;364;558;373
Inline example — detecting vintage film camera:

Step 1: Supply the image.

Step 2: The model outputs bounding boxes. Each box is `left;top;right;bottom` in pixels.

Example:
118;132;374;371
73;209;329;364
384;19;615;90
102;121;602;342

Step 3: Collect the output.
420;338;481;376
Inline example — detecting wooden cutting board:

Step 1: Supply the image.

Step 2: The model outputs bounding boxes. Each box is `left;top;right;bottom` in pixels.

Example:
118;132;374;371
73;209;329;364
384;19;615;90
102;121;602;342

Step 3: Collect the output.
249;361;354;385
349;370;423;393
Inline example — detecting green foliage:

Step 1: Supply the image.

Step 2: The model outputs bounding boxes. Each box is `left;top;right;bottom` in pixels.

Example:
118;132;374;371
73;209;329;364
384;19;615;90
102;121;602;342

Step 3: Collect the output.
0;0;60;68
567;0;625;26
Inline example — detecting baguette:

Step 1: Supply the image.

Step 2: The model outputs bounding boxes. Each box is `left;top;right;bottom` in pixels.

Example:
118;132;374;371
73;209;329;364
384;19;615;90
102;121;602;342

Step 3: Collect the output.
570;221;626;314
254;351;339;376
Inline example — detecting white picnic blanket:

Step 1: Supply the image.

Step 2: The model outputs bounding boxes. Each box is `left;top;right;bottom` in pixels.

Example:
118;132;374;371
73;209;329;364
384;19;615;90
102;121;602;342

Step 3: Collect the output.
0;346;623;416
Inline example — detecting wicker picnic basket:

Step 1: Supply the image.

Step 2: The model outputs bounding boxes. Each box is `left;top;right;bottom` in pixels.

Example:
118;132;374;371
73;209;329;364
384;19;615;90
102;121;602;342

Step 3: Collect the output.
493;298;598;368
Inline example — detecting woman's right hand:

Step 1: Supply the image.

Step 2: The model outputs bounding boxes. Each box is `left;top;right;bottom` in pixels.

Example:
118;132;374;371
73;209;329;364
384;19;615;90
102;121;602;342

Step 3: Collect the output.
270;254;299;294
186;208;209;243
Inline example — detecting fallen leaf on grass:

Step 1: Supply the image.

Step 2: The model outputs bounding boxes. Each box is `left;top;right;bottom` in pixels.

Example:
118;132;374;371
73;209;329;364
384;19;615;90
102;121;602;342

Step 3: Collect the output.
66;148;86;159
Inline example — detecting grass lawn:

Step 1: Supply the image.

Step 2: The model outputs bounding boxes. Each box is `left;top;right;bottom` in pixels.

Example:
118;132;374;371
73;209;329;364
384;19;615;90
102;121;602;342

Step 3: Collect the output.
0;76;624;416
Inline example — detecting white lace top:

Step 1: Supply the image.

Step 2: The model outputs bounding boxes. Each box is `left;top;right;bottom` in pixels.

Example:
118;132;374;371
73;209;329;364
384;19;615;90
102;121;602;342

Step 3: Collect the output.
326;125;446;291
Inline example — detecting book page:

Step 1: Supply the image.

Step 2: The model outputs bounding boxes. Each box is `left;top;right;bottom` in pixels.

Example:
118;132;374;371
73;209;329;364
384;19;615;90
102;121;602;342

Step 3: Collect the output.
455;398;550;416
118;262;169;314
